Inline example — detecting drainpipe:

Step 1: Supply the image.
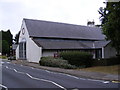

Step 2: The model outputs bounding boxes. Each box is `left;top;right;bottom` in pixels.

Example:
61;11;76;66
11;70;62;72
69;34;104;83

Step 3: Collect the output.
23;43;25;59
102;47;104;58
93;42;95;59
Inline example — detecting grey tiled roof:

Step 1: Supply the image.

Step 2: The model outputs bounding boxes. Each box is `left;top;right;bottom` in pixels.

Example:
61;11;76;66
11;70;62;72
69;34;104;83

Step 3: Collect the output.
24;18;105;40
33;39;88;49
33;39;110;49
94;41;110;48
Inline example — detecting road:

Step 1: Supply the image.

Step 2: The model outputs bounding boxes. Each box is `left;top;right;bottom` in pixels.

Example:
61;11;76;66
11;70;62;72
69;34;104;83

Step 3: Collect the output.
0;60;119;90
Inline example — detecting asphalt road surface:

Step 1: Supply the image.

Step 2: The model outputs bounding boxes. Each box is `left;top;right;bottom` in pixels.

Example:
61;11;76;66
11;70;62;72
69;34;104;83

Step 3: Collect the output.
1;60;119;90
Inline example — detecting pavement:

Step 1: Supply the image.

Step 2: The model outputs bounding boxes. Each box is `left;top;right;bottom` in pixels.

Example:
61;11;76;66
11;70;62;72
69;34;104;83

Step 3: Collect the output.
9;59;120;82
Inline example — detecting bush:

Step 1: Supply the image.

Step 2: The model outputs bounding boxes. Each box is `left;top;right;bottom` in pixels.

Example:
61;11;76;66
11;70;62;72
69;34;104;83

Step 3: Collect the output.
92;57;120;66
60;51;93;67
8;56;16;60
39;57;77;69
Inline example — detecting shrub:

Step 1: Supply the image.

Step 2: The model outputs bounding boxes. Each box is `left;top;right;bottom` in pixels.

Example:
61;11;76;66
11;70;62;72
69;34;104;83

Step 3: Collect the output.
39;57;77;69
8;56;16;60
92;57;120;66
60;51;93;67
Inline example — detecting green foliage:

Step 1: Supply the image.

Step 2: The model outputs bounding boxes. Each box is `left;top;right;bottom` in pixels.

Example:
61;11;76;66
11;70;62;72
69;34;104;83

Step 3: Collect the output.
2;30;13;46
99;2;120;55
0;40;9;55
39;57;77;69
14;31;20;44
0;40;2;53
8;56;16;60
60;51;93;67
0;55;7;59
92;57;120;66
0;30;13;55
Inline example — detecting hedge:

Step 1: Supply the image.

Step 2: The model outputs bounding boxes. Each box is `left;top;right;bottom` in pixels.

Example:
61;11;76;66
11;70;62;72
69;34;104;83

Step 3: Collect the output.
39;57;77;69
60;51;93;67
92;57;120;66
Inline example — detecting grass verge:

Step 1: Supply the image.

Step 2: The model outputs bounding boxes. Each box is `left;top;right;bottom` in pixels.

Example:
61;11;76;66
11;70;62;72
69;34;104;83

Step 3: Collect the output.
79;64;120;75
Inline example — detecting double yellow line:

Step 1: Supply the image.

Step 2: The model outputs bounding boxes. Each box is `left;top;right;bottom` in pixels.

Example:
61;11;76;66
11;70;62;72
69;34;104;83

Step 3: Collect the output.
112;80;120;83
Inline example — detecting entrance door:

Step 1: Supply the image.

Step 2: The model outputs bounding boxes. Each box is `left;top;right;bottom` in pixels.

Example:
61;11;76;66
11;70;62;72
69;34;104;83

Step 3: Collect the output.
19;42;26;59
95;49;102;58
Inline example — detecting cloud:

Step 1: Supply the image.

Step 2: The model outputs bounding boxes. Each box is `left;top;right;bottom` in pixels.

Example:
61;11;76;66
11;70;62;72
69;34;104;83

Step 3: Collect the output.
0;0;106;37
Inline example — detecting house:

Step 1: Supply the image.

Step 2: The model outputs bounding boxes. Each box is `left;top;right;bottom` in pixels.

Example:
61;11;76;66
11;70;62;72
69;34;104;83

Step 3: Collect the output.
16;18;116;63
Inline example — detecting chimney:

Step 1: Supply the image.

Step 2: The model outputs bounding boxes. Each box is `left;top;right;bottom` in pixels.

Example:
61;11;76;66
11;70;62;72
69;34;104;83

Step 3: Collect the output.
87;20;95;27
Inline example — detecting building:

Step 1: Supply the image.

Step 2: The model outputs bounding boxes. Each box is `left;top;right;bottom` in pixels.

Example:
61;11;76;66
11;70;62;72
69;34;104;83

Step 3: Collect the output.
16;18;116;63
12;44;18;56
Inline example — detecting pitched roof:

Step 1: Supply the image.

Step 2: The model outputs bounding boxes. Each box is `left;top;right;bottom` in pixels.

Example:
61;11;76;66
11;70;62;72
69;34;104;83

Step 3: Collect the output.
94;41;110;48
33;39;88;49
33;39;109;49
24;18;105;40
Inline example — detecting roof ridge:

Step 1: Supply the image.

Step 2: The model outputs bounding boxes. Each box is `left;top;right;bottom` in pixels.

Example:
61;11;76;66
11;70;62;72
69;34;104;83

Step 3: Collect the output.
23;18;99;29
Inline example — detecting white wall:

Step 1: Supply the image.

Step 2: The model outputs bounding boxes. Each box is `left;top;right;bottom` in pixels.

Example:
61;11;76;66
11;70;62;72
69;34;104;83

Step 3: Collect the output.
42;50;57;57
16;20;42;63
16;45;19;59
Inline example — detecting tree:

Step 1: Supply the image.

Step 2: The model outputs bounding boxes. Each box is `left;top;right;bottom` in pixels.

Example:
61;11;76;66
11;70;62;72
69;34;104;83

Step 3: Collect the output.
0;30;13;55
0;40;9;55
99;2;120;55
14;31;20;44
2;30;13;46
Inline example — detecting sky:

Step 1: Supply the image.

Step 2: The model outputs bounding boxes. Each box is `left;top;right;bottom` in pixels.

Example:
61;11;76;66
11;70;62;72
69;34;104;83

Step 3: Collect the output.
0;0;106;38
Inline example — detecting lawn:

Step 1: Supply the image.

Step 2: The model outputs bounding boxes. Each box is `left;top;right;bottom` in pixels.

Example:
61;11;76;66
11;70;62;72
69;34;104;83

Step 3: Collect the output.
0;55;7;59
79;65;120;75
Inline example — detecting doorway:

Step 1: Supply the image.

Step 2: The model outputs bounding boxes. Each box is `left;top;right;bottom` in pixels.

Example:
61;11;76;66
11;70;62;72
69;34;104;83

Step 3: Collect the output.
19;42;26;60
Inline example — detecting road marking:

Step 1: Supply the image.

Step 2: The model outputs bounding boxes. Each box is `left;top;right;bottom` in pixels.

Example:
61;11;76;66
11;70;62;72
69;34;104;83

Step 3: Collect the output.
0;84;8;90
79;78;86;80
44;70;80;79
34;68;113;84
31;67;34;69
13;69;25;74
20;65;23;66
1;62;4;64
65;74;79;79
13;69;17;72
4;66;66;90
26;73;33;78
103;81;110;84
87;79;110;84
72;89;79;90
5;66;8;69
4;66;111;84
26;73;66;90
45;70;51;73
87;79;103;82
